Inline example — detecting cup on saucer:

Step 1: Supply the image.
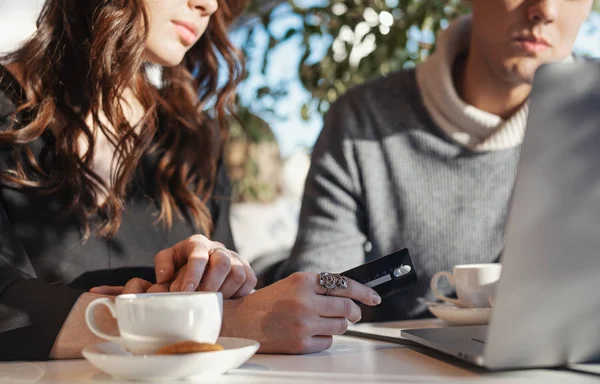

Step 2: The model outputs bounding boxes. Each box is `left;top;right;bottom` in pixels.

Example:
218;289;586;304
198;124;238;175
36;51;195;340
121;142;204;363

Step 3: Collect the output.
85;292;222;354
430;263;502;309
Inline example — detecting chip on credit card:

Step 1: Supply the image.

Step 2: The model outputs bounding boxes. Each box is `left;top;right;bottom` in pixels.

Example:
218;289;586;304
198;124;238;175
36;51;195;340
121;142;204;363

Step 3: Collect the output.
340;248;418;299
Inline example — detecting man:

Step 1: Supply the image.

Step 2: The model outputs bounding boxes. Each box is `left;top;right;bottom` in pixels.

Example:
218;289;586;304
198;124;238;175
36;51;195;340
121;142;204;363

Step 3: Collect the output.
277;0;594;321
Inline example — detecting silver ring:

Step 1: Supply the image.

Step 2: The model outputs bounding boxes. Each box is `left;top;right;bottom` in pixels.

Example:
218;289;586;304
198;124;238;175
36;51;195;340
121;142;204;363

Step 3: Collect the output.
319;273;349;292
209;247;232;259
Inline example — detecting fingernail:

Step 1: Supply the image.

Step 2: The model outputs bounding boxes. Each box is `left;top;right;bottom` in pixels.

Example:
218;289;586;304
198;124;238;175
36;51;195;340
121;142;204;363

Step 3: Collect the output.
157;269;166;282
185;283;195;292
352;315;362;324
373;293;382;305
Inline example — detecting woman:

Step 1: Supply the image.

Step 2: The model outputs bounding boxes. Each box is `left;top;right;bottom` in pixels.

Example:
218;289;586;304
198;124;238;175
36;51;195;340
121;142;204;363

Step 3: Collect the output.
0;0;380;361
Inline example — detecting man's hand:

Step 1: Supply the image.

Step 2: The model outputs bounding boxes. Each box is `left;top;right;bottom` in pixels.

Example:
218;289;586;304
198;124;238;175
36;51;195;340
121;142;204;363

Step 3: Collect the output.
221;272;382;354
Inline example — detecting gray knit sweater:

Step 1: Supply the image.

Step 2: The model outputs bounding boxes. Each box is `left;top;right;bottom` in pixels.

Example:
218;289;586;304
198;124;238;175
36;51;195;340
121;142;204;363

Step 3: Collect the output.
277;69;520;321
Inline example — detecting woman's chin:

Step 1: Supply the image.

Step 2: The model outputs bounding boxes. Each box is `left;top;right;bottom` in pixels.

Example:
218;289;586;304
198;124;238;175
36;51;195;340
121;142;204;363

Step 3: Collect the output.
145;49;186;68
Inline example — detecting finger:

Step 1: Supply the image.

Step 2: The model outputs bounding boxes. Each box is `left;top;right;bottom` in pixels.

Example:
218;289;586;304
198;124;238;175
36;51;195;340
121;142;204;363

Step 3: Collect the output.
315;296;362;323
170;266;187;292
197;248;232;292
232;256;257;299
123;278;153;294
180;241;211;292
154;248;177;284
155;235;212;284
312;317;351;336
315;274;382;306
217;252;247;299
298;336;334;354
147;283;170;293
89;286;125;296
312;336;334;352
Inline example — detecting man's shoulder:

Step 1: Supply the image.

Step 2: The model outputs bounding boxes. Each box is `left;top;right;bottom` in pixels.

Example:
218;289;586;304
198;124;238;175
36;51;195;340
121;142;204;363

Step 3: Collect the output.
326;68;433;139
335;68;419;108
573;54;598;63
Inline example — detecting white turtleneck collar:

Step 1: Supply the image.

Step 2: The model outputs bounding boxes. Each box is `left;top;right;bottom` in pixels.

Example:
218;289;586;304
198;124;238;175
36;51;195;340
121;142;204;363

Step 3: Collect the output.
416;15;572;152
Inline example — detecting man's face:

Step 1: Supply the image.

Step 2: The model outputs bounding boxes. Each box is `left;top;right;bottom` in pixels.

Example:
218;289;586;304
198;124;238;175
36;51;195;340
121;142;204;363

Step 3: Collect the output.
470;0;593;85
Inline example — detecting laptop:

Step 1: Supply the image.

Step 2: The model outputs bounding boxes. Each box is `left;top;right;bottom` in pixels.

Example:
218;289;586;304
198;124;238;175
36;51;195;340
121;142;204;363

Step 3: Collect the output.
400;61;600;370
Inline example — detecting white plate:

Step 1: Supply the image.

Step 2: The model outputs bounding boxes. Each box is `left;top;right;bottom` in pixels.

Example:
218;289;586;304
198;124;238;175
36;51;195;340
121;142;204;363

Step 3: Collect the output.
428;303;491;326
82;337;259;381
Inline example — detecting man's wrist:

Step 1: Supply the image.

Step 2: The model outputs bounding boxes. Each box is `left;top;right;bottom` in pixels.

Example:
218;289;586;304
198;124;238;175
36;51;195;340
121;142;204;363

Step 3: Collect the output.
220;298;243;338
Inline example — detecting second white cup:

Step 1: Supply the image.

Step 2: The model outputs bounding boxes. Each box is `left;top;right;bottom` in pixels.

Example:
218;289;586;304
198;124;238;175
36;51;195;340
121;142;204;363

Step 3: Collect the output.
430;264;502;308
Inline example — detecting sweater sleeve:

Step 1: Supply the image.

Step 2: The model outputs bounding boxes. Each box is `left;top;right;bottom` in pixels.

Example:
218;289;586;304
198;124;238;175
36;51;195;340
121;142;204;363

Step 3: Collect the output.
277;97;368;278
0;71;84;361
0;200;84;361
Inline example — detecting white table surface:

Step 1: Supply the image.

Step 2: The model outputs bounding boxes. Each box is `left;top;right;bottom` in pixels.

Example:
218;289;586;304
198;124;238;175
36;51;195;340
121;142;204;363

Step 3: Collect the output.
1;320;599;384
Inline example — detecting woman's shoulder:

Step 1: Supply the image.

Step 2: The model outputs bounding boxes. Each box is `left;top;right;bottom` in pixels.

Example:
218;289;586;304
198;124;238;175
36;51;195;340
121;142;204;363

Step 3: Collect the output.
324;69;426;140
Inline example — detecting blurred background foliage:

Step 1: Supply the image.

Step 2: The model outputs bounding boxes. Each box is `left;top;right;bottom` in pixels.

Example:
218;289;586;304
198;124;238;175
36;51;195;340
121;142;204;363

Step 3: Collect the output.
226;106;281;203
228;0;472;201
239;0;469;121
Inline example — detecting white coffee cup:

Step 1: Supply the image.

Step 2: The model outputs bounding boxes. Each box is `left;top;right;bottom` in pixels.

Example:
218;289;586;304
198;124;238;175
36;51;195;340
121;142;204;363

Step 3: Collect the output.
430;264;502;308
85;292;223;354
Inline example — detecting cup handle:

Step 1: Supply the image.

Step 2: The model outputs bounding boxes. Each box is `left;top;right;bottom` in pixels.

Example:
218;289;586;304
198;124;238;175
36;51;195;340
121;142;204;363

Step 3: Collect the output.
430;271;462;307
85;298;120;342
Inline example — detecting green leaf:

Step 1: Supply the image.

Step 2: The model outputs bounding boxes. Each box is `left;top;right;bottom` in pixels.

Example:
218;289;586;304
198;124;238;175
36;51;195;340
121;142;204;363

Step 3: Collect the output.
301;103;311;121
256;86;271;98
282;28;298;41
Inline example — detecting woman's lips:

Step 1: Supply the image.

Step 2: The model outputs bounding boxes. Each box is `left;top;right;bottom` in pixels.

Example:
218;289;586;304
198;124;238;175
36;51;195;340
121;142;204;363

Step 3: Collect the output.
172;21;198;46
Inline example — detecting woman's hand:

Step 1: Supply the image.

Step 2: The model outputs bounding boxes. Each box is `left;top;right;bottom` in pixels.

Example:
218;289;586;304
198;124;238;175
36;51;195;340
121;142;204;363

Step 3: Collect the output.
154;235;256;298
221;272;382;354
89;278;167;296
90;234;256;299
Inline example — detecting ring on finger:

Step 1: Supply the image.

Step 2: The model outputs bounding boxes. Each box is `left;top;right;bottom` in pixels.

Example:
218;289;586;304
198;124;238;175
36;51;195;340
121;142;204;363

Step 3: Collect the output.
209;247;232;259
319;272;349;293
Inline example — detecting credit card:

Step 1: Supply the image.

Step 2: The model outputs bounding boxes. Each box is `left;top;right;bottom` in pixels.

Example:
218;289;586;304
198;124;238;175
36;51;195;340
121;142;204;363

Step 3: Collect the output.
340;248;418;299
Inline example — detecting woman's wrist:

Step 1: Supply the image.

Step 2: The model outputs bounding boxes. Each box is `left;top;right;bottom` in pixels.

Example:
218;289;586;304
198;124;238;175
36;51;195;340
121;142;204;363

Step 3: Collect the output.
50;292;117;359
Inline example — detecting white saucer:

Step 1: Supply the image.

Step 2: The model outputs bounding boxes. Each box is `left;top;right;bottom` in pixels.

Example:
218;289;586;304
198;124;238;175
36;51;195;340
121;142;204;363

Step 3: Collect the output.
428;303;491;326
82;337;259;381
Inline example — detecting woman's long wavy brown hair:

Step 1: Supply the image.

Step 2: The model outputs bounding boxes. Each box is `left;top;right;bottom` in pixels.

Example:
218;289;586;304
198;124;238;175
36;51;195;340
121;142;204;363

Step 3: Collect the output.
0;0;246;238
